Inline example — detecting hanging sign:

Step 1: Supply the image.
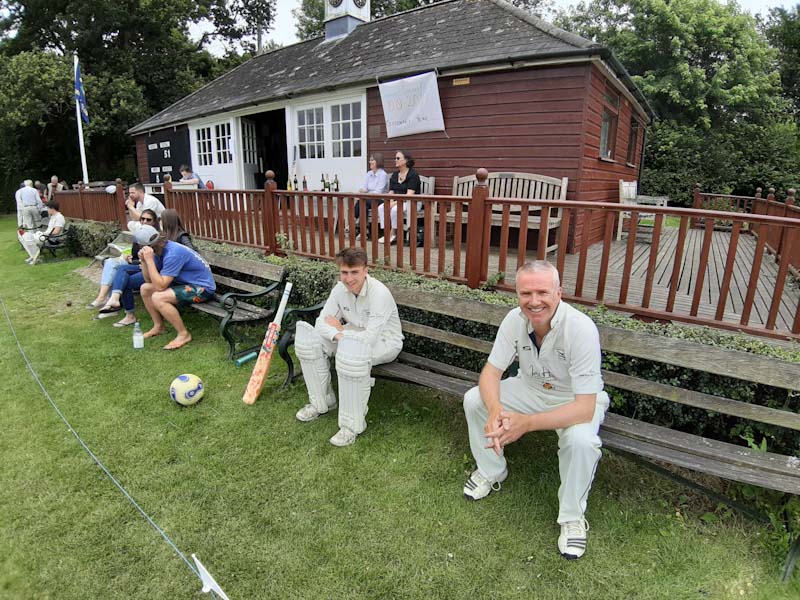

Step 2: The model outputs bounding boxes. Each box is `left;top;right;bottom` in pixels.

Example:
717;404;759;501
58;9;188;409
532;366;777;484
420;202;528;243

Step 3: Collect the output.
379;71;445;138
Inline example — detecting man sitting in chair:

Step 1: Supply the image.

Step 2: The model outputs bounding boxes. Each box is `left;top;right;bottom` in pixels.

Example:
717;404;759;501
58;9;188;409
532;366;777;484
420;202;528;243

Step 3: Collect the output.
23;200;65;264
294;247;403;446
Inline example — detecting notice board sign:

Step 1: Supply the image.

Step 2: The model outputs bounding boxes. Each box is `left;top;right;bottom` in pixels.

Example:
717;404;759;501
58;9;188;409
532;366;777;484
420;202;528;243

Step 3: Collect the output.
379;72;445;138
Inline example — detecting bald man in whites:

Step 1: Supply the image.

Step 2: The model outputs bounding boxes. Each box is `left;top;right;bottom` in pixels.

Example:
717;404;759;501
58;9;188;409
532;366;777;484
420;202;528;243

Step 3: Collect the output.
462;260;610;560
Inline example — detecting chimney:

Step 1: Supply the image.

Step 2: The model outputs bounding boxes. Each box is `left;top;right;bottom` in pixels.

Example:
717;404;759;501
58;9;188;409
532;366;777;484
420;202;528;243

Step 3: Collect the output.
324;0;370;40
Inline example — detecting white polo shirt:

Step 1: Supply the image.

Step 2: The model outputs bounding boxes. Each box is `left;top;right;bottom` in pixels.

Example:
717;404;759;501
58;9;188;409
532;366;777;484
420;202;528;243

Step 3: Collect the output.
316;275;404;350
136;193;165;217
488;301;604;400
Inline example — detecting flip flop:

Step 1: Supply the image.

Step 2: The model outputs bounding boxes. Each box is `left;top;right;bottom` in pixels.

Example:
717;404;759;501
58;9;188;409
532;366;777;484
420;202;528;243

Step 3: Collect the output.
163;338;191;351
113;319;138;328
98;305;121;314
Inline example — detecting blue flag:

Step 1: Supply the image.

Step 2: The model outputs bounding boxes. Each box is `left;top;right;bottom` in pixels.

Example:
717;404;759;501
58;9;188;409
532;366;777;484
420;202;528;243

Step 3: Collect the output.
74;60;89;124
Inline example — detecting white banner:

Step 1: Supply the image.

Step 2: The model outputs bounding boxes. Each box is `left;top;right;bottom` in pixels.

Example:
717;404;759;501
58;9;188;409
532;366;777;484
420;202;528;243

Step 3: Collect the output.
379;71;445;138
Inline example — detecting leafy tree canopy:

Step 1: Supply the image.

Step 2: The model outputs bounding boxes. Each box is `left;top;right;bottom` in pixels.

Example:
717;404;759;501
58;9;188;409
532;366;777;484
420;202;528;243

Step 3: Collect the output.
764;5;800;116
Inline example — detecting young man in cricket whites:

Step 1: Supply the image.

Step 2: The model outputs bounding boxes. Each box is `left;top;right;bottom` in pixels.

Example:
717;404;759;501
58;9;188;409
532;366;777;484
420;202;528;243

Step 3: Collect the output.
462;260;609;560
294;247;403;447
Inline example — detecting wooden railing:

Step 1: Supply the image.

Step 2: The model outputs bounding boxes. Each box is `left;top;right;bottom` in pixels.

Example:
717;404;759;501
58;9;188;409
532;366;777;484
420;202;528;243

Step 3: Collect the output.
53;170;800;341
55;180;128;225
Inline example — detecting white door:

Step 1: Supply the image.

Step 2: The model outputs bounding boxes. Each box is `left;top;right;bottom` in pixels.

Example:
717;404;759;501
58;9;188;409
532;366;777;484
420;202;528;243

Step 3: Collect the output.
241;118;259;189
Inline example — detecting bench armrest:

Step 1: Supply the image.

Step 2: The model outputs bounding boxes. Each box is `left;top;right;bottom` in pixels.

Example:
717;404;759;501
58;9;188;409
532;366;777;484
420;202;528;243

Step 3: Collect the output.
218;278;283;311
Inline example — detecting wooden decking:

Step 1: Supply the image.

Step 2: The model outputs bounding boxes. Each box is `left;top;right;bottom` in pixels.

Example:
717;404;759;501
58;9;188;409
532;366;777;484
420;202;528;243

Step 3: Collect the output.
290;225;798;334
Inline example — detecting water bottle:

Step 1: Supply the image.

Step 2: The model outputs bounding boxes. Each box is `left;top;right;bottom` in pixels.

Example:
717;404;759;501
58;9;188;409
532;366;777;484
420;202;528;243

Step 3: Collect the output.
133;322;144;349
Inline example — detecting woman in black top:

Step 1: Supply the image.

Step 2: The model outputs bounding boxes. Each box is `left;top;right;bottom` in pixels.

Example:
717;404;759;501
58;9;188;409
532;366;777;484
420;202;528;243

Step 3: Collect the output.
379;149;421;244
160;208;197;251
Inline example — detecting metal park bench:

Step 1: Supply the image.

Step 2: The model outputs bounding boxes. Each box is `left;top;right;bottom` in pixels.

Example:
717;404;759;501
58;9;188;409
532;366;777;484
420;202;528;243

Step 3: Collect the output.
276;286;800;580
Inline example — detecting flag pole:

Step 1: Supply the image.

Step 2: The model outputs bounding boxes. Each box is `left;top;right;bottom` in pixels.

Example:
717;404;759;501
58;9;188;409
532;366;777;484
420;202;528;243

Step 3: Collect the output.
74;54;89;184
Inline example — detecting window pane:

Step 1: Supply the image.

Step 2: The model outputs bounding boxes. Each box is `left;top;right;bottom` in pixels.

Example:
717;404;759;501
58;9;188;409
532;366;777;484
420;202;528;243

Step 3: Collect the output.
343;141;351;156
342;103;350;120
332;105;339;121
299;146;307;159
352;102;361;120
316;126;324;141
342;122;350;139
333;123;341;140
353;121;361;138
298;129;306;143
317;143;325;158
298;111;305;126
333;143;341;158
315;108;323;122
353;140;362;157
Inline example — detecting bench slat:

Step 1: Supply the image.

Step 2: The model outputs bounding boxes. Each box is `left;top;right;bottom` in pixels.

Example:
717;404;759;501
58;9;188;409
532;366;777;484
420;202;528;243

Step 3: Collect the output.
603;371;800;431
193;299;273;321
213;273;271;294
203;251;284;281
372;362;472;397
400;320;494;354
601;431;800;495
603;413;800;477
397;352;479;383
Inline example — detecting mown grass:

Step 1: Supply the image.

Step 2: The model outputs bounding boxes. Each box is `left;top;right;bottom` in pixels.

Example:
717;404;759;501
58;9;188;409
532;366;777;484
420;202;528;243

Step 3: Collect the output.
0;215;797;599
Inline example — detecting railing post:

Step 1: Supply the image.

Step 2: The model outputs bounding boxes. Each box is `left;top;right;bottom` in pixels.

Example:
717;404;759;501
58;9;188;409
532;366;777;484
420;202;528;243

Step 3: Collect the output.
77;181;86;221
263;170;278;254
114;178;127;228
164;179;173;210
690;183;703;228
776;188;795;263
465;168;489;289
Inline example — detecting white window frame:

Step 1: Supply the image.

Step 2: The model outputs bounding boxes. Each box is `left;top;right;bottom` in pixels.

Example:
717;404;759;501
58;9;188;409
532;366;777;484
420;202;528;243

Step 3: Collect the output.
297;107;325;159
215;122;233;164
196;127;213;166
242;119;258;164
331;101;362;159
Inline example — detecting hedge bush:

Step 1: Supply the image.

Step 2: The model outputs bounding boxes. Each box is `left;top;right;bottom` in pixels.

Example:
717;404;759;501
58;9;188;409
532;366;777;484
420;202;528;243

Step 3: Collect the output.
63;231;799;455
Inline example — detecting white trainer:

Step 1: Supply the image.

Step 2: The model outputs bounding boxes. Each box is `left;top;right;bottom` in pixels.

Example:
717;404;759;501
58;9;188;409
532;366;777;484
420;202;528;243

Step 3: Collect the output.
558;519;589;560
462;468;508;501
295;398;338;422
329;427;358;447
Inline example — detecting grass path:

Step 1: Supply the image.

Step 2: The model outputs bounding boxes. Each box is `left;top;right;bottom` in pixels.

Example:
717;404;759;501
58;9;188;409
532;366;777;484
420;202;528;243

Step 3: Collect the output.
0;216;796;599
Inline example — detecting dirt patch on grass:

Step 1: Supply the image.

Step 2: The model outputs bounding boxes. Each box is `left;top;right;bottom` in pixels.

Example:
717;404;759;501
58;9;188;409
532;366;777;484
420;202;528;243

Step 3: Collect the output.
74;262;102;285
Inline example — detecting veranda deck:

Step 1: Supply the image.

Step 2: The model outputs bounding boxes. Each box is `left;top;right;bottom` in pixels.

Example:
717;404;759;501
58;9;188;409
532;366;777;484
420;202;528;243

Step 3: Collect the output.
290;226;797;334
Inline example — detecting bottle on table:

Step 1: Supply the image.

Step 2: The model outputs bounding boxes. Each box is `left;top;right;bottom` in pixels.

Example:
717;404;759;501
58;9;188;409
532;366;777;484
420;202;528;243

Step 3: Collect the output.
302;175;308;191
287;178;293;191
293;175;298;191
324;174;331;192
333;174;340;192
133;322;144;349
320;174;326;191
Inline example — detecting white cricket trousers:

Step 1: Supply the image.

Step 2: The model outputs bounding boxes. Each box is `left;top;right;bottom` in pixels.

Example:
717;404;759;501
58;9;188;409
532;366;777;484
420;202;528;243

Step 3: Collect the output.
463;377;610;524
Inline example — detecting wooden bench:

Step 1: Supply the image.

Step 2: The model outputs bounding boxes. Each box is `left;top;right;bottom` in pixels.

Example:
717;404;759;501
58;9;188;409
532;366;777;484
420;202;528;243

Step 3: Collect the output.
277;285;800;579
447;172;567;254
617;179;669;242
195;251;286;360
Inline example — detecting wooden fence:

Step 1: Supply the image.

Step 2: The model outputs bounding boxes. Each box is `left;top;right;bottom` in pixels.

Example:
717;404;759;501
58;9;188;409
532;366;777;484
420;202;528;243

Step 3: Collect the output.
56;171;800;341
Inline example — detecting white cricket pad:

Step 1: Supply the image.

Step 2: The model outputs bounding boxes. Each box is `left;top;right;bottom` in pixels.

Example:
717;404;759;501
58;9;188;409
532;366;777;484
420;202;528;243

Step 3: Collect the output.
335;335;373;434
294;321;334;413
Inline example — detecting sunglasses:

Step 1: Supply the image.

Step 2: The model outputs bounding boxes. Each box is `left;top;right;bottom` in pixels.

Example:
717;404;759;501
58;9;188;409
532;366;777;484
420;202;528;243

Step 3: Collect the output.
140;217;154;223
395;157;403;161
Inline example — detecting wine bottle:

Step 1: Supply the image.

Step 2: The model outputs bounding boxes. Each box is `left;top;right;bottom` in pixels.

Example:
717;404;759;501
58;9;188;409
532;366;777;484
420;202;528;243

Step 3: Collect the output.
324;174;331;192
333;174;340;192
302;175;308;191
320;173;325;191
293;175;298;190
287;178;292;191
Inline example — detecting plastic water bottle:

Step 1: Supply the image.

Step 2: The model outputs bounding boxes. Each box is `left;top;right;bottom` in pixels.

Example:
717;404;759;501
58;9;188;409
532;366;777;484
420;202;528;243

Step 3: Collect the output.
133;322;144;349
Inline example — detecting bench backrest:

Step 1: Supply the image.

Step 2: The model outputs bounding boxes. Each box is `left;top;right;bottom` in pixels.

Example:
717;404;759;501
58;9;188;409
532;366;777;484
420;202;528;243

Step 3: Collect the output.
452;172;568;202
619;180;638;203
419;175;435;196
203;251;284;294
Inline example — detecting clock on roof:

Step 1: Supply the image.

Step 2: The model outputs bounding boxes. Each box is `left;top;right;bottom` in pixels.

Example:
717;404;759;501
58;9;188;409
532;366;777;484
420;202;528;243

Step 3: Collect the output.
324;0;370;28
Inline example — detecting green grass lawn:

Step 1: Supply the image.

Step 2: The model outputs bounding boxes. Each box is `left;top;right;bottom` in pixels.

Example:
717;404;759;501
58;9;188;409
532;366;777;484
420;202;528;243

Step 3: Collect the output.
0;215;796;599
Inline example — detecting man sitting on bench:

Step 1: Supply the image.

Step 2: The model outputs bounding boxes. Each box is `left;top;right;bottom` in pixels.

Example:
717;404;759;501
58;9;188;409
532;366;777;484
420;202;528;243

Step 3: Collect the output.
294;247;403;447
462;260;609;560
22;200;65;264
134;224;215;350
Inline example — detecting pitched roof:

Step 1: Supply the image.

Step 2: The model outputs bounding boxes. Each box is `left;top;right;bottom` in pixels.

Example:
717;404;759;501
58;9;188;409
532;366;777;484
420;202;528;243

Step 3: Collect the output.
128;0;650;135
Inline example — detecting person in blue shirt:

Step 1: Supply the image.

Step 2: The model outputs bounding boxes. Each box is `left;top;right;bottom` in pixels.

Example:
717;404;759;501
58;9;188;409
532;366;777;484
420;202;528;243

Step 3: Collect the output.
179;165;206;189
134;225;215;350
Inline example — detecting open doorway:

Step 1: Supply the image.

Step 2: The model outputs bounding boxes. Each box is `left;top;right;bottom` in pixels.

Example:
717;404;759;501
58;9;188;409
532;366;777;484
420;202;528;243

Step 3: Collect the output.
248;108;287;189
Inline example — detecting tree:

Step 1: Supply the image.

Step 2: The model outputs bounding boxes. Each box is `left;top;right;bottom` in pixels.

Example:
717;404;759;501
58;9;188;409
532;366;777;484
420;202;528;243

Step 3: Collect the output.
556;0;798;202
765;5;800;116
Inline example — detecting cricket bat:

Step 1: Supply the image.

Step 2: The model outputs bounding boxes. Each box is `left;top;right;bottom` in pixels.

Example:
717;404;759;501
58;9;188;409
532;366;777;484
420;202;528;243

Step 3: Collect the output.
242;282;293;405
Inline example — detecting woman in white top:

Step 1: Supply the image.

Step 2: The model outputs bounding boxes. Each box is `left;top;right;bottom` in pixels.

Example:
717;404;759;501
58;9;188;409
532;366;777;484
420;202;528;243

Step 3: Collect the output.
354;153;389;238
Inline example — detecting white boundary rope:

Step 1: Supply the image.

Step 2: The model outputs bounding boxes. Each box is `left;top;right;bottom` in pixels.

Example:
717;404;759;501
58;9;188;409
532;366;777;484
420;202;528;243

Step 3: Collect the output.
0;292;225;599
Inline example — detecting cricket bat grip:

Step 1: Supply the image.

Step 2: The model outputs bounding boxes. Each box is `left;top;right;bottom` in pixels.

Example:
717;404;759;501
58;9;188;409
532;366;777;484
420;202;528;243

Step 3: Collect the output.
274;282;293;325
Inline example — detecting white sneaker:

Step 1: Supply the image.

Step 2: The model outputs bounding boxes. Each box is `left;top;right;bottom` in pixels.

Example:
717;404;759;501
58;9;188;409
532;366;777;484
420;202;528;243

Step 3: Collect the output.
329;427;357;447
295;398;338;422
462;468;508;500
558;519;589;560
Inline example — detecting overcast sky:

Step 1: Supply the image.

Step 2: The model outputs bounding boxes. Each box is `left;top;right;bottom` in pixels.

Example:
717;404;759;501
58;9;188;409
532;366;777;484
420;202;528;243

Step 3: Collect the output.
201;0;794;52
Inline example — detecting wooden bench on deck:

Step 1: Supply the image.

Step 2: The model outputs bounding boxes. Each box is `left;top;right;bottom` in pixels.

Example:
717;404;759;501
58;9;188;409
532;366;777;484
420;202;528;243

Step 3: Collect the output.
277;286;800;579
448;172;567;254
194;251;286;360
617;179;670;242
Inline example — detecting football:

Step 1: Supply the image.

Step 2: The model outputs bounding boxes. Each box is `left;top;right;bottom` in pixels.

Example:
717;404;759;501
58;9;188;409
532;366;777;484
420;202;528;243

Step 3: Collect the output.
170;374;205;407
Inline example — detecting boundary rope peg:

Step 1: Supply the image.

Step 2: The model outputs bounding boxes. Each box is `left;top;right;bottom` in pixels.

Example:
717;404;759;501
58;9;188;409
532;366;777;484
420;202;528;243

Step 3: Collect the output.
0;292;228;599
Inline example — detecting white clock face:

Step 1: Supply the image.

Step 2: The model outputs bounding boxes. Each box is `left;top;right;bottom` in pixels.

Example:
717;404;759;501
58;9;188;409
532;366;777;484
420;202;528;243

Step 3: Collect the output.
328;0;343;7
